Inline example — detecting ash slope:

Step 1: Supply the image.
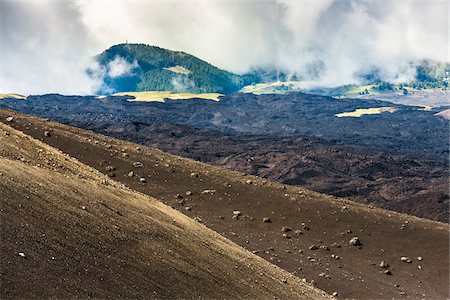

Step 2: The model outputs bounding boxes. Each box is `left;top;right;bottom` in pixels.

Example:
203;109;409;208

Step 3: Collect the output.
1;110;448;299
99;121;449;222
0;123;330;299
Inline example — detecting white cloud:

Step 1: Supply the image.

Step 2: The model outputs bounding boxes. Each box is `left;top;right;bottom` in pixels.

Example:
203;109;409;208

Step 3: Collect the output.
107;56;139;78
171;76;196;93
0;0;448;94
0;0;101;95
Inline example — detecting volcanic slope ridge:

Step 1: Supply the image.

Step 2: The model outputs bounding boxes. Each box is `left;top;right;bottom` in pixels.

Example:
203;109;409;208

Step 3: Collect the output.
0;119;331;299
1;109;449;299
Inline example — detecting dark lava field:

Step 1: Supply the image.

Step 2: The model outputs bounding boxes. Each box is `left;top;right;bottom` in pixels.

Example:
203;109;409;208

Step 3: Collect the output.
1;92;448;221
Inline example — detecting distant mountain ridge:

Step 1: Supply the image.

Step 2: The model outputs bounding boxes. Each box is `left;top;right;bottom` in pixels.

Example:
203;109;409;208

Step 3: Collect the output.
90;43;257;94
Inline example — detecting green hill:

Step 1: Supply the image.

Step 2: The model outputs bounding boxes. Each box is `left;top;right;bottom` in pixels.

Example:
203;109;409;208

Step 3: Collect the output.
90;43;257;94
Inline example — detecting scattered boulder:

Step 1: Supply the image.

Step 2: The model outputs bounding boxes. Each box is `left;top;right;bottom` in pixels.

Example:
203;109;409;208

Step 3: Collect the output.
384;270;392;275
318;272;330;279
139;177;146;183
331;254;341;260
349;236;362;246
282;233;291;239
417;256;423;261
379;261;389;268
309;245;318;250
186;191;193;196
246;179;253;185
190;172;199;178
44;130;51;137
18;252;26;258
262;217;271;223
332;292;338;297
400;256;412;263
194;216;202;223
6;116;14;122
201;189;216;195
281;226;292;232
127;171;134;177
133;161;144;168
232;211;241;220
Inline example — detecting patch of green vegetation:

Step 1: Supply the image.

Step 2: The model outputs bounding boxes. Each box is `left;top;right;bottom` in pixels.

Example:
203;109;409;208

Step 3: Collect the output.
335;107;397;118
114;91;223;102
241;81;302;94
91;44;258;94
0;93;26;100
163;65;191;75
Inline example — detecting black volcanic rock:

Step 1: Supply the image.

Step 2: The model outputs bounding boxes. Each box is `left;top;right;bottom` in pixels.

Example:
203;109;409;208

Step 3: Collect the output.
1;92;448;221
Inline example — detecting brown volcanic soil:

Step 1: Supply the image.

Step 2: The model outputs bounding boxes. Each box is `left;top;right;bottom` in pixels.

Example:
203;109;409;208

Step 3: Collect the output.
1;109;449;299
97;121;449;222
0;122;330;299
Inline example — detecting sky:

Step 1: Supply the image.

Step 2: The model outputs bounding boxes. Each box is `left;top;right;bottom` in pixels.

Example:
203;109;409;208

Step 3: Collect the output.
0;0;448;95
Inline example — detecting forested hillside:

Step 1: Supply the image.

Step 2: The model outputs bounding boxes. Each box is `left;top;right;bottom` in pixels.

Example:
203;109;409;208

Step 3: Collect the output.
90;44;257;94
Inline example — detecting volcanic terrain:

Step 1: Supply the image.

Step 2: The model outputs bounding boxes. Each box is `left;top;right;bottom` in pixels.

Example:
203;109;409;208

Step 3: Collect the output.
1;93;448;222
0;115;331;299
1;109;448;299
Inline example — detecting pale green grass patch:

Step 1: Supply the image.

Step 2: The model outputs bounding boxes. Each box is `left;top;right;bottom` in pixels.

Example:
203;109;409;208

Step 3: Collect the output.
344;84;380;96
335;107;397;118
240;81;302;94
114;91;222;102
163;66;191;75
0;93;26;100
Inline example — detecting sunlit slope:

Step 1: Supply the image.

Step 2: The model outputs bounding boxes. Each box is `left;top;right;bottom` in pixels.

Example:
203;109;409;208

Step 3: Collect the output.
0;93;26;100
0;122;330;300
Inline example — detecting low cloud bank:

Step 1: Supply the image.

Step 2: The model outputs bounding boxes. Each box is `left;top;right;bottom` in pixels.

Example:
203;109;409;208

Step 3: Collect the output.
0;0;447;94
